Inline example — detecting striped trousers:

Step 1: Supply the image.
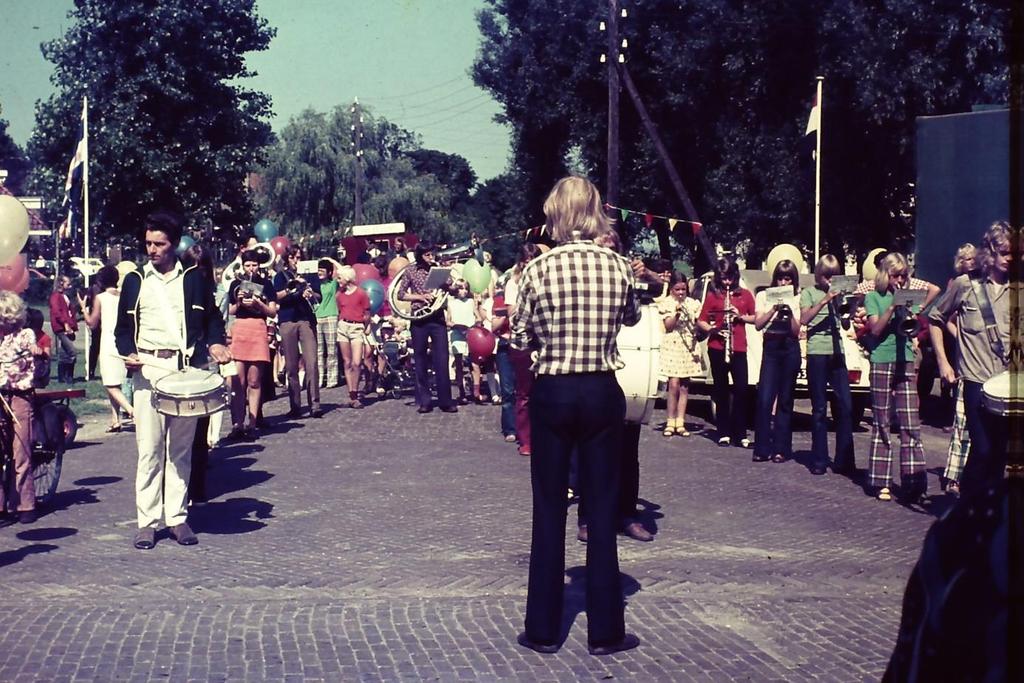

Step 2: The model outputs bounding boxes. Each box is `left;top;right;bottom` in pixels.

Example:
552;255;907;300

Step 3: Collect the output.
867;362;926;492
943;380;971;483
316;316;338;387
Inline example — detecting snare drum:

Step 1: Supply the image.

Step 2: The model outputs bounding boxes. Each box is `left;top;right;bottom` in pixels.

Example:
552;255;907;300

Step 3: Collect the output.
615;304;664;424
151;368;231;418
981;371;1023;417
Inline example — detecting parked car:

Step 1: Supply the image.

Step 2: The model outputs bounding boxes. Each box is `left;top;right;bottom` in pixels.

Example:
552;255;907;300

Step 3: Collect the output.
688;270;871;423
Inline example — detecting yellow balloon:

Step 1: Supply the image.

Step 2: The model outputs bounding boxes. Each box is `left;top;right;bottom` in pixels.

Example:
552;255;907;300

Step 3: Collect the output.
765;243;805;275
862;248;886;282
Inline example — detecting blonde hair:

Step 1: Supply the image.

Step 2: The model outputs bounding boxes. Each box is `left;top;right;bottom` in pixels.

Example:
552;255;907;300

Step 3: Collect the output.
542;176;612;243
336;265;356;284
977;221;1013;274
594;228;623;254
0;291;28;331
953;243;976;274
874;252;909;293
813;254;842;286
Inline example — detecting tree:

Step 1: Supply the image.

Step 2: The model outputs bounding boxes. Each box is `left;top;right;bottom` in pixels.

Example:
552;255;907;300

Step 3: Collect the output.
257;106;459;246
0;118;30;194
27;0;275;244
474;0;1009;266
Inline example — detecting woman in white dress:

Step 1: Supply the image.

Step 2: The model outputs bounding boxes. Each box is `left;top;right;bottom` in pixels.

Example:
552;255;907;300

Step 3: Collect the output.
658;272;704;436
81;265;134;432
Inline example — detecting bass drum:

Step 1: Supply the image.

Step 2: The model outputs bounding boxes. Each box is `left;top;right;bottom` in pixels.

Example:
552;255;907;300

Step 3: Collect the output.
616;303;664;424
982;370;1022;417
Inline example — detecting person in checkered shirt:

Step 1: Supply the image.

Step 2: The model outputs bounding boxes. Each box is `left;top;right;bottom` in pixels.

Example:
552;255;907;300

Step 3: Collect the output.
512;176;641;657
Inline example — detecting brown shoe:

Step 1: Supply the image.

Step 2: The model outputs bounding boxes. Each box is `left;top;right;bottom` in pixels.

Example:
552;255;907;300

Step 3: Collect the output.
576;524;588;543
170;522;198;546
133;527;156;550
623;521;653;542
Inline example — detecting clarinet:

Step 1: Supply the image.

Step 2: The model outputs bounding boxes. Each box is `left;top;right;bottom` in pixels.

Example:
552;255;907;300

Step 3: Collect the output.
723;289;733;365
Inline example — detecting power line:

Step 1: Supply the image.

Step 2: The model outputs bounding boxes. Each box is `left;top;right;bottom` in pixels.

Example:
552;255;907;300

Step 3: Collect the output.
359;75;466;101
385;92;493;124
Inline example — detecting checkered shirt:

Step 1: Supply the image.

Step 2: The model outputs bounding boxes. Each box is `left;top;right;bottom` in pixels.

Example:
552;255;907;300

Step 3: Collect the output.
511;241;641;375
854;277;930;296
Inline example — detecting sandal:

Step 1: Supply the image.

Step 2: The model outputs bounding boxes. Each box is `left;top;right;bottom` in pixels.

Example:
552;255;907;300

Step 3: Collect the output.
662;423;676;437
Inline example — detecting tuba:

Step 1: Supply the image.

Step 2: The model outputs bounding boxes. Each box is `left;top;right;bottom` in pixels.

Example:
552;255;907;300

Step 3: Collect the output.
387;264;449;321
221;242;278;288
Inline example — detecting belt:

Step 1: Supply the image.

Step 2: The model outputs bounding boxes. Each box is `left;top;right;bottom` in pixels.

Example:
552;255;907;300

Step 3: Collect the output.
340;319;364;324
138;348;181;359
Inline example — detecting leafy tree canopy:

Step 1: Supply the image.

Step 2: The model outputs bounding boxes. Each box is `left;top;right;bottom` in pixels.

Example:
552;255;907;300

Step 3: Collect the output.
0;117;31;195
28;0;275;244
473;0;1008;266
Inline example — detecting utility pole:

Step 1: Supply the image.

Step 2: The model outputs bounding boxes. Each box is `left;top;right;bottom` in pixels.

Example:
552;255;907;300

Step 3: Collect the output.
602;0;626;248
351;98;364;226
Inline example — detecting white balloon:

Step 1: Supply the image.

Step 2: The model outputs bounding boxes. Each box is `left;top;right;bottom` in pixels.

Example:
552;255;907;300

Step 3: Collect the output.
0;196;30;265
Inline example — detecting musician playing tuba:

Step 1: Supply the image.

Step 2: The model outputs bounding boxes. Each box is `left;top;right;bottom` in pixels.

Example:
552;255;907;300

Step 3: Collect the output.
395;243;457;413
696;257;755;448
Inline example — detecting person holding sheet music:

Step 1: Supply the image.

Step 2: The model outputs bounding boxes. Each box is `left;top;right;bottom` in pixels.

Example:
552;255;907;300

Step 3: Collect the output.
227;250;278;439
863;253;931;502
927;221;1013;496
751;260;802;465
800;255;857;476
397;243;457;413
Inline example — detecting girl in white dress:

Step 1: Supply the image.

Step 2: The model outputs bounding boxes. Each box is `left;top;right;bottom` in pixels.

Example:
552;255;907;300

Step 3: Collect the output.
658;272;703;436
81;265;134;432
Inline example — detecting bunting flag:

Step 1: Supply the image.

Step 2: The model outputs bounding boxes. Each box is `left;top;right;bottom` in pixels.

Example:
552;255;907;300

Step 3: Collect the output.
59;98;88;240
604;203;701;235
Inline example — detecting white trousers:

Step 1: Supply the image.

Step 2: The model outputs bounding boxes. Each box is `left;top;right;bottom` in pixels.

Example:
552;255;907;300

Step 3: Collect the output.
132;355;197;529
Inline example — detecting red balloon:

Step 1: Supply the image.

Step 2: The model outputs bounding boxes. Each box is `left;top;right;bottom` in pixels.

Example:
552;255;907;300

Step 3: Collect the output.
14;268;29;294
0;254;27;292
466;326;496;359
269;235;291;256
353;263;381;284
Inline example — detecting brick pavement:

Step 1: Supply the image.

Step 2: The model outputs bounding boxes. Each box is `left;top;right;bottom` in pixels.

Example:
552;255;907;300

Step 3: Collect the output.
0;387;952;682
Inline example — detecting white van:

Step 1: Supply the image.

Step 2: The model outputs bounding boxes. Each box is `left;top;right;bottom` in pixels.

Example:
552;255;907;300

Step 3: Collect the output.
688;270;871;420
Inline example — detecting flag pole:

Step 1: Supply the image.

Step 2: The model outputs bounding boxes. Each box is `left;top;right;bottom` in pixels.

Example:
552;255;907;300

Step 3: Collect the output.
813;76;823;264
83;95;91;382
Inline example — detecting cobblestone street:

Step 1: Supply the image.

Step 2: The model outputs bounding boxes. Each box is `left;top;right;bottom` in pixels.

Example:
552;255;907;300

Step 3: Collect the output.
0;388;953;682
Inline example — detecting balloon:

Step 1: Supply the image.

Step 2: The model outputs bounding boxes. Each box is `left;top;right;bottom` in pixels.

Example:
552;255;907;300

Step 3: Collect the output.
387;256;409;278
0;254;28;292
359;279;385;314
14;268;29;294
269;235;291;256
253;218;279;241
862;247;887;282
448;262;463;279
176;234;196;255
462;258;491;294
765;243;806;275
353;263;381;284
466;326;496;359
0;196;30;265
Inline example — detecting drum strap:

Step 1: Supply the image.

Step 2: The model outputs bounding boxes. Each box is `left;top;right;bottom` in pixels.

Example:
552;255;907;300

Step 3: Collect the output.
970;278;1007;365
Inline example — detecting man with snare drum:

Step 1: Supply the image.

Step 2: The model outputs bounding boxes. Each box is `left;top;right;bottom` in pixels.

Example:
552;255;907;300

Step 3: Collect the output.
115;210;231;550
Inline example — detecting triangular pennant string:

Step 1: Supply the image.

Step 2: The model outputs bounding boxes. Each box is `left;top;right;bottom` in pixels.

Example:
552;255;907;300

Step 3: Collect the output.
619;208;631;221
644;212;654;228
668;218;678;231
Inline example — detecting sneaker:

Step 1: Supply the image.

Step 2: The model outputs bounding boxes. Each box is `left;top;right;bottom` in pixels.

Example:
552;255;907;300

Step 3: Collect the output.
739;438;751;449
877;487;892;501
504;434;517;443
491;395;502;405
717;436;731;447
376;387;386;395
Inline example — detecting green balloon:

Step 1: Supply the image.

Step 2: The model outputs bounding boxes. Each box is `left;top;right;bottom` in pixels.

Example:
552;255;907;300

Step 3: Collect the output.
463;258;491;294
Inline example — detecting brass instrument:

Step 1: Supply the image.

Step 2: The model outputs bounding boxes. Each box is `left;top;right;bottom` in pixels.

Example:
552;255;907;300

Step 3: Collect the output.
386;264;449;321
895;306;920;337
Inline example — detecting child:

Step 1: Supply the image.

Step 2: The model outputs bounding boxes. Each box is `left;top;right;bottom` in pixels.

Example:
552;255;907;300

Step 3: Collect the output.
26;308;51;389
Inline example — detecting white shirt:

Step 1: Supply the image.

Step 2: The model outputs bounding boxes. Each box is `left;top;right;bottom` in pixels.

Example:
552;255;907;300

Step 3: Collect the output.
137;261;186;351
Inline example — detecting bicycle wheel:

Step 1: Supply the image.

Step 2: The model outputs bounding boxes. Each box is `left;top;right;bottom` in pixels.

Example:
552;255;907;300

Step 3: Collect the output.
32;445;63;505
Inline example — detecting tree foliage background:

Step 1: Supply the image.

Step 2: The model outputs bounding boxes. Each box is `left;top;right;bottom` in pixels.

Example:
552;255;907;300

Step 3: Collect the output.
255;105;526;266
27;0;275;243
0;118;30;195
472;0;1009;266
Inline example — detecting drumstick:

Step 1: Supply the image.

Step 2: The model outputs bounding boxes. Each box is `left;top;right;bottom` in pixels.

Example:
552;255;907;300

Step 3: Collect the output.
0;392;21;427
115;354;183;371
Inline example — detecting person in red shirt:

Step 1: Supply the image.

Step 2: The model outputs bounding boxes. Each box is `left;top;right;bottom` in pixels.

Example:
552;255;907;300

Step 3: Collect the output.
48;275;78;383
697;257;756;448
335;265;371;408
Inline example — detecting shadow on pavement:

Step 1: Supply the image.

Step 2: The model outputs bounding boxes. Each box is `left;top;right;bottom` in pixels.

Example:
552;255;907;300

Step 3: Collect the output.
559;567;642;643
0;543;59;568
634;498;663;536
16;526;77;542
72;475;122;486
44;486;100;514
207;456;272;499
190;496;274;535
